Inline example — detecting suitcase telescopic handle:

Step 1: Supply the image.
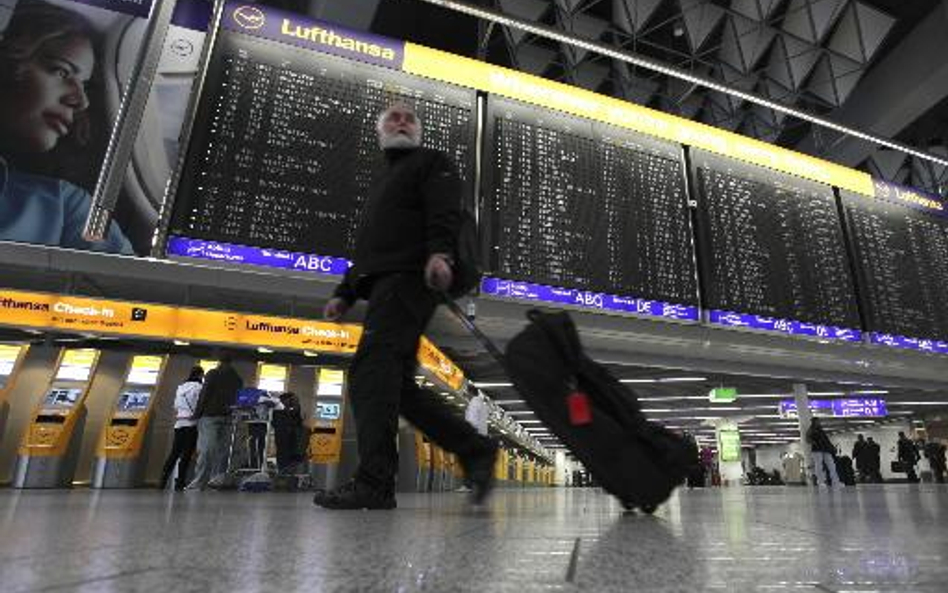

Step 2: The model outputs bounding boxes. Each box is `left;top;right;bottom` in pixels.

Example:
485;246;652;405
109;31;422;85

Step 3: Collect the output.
439;294;507;367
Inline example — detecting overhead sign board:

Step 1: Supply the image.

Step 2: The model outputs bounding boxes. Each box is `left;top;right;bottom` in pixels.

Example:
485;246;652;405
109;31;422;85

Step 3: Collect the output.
779;398;888;418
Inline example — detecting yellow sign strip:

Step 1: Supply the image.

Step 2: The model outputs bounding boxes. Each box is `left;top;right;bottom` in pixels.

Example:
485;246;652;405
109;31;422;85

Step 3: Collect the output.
418;336;464;390
0;289;463;385
403;43;874;196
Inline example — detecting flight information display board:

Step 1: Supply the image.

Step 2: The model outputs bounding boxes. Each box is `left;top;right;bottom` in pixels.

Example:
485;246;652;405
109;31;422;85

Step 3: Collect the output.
483;96;698;308
841;183;948;343
692;149;860;331
168;29;475;258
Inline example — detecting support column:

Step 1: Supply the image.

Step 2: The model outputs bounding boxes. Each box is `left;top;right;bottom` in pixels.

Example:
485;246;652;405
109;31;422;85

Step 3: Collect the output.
794;383;812;485
554;450;567;486
714;420;744;486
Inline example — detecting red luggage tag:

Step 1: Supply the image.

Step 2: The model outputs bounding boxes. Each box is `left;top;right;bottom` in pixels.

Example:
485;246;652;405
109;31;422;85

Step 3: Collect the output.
567;391;592;426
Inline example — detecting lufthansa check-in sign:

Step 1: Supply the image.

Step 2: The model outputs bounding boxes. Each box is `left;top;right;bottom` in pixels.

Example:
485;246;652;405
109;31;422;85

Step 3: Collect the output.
223;1;404;69
0;289;362;355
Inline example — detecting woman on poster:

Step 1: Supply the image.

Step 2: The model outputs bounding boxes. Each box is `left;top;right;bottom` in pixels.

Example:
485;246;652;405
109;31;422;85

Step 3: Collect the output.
0;0;132;253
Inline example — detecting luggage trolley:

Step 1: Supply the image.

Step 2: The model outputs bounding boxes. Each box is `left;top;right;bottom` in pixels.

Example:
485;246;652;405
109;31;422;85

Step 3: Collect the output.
216;387;282;490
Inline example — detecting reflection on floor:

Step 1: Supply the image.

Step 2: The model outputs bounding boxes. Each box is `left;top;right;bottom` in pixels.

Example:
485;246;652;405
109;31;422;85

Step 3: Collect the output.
0;485;946;592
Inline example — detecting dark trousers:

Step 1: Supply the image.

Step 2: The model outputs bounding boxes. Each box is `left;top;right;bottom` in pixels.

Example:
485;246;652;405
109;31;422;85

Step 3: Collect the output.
161;426;198;488
249;422;268;469
349;273;491;492
274;423;302;471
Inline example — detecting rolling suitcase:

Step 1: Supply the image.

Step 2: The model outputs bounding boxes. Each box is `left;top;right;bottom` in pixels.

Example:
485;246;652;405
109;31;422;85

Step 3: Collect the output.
445;300;697;512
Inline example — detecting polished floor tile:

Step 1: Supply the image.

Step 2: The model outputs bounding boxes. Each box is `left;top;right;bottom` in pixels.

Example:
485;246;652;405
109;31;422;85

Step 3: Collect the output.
0;485;945;592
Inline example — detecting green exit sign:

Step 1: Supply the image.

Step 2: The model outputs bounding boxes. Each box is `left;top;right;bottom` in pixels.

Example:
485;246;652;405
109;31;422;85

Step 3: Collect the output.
709;387;738;402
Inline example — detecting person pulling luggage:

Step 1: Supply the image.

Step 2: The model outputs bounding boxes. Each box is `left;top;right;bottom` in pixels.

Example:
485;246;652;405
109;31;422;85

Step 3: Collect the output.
314;102;497;510
806;417;839;487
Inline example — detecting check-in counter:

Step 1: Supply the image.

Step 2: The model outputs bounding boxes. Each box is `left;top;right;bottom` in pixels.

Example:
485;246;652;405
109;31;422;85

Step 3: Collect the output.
308;367;347;491
495;448;508;487
0;345;28;449
14;349;100;488
431;445;446;492
92;355;167;488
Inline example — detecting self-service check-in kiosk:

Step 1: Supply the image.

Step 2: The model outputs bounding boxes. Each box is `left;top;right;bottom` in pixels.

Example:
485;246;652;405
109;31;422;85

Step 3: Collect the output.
308;367;347;490
14;349;100;488
0;344;28;447
92;355;167;488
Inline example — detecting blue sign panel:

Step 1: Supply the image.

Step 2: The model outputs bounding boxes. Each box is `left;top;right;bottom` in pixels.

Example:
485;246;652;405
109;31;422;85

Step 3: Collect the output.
480;277;699;321
709;310;862;343
869;332;948;355
167;236;350;276
779;398;888;418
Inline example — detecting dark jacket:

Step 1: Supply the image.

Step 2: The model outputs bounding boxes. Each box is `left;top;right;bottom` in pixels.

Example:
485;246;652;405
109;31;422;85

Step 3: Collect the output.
806;423;835;453
898;437;920;464
273;393;303;428
194;364;243;418
333;147;462;304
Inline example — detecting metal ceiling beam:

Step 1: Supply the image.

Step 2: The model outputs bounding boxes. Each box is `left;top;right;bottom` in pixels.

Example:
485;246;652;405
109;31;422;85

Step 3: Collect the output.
415;0;948;168
796;0;948;167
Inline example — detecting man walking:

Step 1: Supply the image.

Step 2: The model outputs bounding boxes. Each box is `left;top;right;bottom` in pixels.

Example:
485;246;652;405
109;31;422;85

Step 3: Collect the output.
314;103;497;510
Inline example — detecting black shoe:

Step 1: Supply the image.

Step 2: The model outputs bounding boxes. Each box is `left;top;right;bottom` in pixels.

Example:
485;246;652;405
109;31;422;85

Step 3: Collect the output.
462;440;498;506
312;480;396;510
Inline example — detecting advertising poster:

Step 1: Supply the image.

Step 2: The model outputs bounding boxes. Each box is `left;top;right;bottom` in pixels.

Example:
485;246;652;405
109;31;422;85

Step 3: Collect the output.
0;0;210;255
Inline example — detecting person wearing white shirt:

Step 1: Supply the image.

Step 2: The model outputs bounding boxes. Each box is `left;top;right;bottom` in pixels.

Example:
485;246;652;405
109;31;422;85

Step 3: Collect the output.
465;392;490;436
457;392;491;492
160;366;204;490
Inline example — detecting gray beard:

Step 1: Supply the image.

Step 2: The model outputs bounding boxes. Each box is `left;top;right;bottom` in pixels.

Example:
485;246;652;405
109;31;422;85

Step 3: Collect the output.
379;132;421;150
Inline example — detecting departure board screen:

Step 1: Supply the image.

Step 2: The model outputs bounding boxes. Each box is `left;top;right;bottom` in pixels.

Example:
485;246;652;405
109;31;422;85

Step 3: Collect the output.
692;150;860;329
169;31;475;256
841;188;948;341
484;97;698;306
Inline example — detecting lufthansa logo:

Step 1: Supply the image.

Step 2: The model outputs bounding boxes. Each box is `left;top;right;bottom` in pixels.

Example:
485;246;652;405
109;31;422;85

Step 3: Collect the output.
233;5;265;30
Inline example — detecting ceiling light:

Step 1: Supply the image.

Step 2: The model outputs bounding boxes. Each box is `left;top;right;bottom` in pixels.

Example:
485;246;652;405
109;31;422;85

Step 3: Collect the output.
416;0;948;168
257;347;273;353
173;340;189;346
495;399;526;404
507;411;535;415
659;377;707;383
303;350;320;357
519;420;543;424
472;382;514;388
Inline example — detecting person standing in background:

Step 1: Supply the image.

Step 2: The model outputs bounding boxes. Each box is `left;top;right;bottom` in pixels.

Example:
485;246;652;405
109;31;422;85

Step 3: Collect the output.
852;434;867;482
897;431;920;483
806;417;839;487
187;353;243;490
159;365;203;491
866;437;882;483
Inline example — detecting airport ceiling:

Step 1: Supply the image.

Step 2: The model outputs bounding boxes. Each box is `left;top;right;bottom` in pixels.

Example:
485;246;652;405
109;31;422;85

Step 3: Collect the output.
358;0;947;196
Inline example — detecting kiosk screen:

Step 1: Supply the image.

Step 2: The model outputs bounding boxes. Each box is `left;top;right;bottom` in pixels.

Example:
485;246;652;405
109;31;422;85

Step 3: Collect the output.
315;401;341;421
44;387;82;408
116;391;152;412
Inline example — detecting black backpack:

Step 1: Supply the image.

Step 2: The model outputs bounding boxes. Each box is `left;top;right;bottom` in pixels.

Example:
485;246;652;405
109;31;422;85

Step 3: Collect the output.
447;209;482;299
